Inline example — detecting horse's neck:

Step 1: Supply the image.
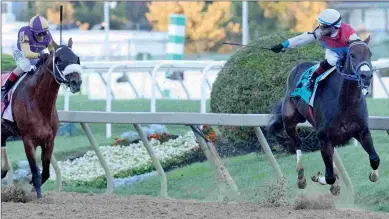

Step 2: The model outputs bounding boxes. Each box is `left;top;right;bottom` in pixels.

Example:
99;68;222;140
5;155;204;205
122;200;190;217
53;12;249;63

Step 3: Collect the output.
339;78;362;110
32;61;60;114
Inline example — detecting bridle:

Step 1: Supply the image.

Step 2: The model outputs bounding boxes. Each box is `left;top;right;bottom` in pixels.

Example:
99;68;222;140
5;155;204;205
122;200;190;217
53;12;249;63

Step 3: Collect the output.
338;40;372;89
41;46;80;88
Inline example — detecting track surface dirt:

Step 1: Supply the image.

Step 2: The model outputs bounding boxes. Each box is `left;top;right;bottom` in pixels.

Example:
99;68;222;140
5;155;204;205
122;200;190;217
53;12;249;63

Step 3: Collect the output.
2;191;389;219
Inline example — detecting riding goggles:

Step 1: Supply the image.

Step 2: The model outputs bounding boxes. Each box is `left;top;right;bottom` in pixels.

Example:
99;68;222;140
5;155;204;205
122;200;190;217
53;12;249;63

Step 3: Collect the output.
33;31;48;37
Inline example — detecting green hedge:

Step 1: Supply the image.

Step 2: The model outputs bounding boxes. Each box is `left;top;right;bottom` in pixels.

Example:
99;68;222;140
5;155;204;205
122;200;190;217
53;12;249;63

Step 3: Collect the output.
210;32;325;153
1;54;16;73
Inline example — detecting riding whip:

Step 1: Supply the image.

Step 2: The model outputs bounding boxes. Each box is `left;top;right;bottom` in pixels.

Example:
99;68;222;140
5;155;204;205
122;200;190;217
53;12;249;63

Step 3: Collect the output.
222;42;272;51
60;5;63;45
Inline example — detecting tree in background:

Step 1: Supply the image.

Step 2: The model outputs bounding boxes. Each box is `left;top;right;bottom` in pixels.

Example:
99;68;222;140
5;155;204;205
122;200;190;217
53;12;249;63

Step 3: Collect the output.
73;2;129;30
124;2;152;30
72;1;148;30
46;2;74;25
230;1;280;40
27;2;73;24
26;2;134;30
259;1;328;32
146;2;240;54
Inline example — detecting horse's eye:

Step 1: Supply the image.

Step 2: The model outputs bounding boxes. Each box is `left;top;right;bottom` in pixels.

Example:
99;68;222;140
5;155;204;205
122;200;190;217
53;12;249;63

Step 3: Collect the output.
350;54;355;59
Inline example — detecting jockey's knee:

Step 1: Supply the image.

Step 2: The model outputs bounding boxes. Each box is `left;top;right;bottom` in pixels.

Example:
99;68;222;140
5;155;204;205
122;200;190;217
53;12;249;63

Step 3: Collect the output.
324;56;337;66
13;66;24;76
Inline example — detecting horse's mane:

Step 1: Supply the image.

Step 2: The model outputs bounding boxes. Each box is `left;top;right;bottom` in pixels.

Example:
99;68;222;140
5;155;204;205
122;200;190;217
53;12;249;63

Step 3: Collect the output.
348;39;363;46
34;52;54;73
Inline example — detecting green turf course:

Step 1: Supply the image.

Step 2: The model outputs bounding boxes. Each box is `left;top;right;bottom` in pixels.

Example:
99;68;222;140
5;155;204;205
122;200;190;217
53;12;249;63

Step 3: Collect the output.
5;95;389;212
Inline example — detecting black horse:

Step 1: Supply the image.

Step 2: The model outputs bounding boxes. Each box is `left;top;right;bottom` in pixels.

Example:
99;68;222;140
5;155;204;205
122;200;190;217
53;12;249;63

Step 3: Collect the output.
267;36;380;195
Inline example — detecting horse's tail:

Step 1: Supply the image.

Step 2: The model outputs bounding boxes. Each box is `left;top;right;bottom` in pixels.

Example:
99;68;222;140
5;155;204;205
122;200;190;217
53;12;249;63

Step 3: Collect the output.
267;99;284;136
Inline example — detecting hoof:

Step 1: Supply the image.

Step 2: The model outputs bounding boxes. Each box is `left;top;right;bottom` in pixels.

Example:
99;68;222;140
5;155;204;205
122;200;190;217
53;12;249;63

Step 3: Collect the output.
369;172;379;182
297;177;307;189
311;171;321;182
28;175;33;184
330;184;340;196
325;176;336;185
1;170;8;179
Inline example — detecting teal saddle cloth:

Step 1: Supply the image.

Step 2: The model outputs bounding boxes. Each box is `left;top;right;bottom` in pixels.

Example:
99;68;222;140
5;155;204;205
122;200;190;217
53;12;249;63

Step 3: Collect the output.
290;64;333;105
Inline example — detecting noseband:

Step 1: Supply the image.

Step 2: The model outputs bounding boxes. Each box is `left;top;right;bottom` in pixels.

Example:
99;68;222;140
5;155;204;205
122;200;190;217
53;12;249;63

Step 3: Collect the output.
338;41;372;88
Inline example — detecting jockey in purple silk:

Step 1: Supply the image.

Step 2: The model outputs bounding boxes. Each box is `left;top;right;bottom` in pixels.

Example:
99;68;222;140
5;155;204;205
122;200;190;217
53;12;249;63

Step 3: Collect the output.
1;15;56;101
270;9;362;92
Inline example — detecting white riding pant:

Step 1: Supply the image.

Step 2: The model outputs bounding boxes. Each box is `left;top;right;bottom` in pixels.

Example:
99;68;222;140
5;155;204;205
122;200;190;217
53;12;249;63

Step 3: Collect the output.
325;49;339;66
11;48;41;76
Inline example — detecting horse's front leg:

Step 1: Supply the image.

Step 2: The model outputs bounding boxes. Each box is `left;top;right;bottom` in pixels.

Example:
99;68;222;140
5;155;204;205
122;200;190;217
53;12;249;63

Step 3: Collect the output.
312;161;341;196
41;140;54;185
315;139;341;195
357;128;380;182
1;147;10;179
23;137;42;198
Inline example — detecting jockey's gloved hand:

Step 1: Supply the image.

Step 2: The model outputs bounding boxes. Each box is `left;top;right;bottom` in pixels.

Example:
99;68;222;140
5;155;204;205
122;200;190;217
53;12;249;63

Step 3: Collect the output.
270;44;284;53
33;53;49;72
40;53;49;59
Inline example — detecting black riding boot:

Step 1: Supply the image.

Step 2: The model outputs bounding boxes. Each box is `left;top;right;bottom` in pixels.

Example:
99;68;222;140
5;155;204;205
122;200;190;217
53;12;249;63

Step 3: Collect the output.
1;78;18;101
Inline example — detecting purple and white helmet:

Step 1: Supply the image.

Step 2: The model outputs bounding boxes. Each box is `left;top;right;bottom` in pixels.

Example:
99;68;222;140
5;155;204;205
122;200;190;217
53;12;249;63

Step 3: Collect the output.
29;15;49;35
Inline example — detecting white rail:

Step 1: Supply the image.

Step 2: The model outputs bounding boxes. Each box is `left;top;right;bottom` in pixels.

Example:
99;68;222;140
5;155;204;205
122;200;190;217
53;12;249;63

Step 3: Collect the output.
86;60;226;138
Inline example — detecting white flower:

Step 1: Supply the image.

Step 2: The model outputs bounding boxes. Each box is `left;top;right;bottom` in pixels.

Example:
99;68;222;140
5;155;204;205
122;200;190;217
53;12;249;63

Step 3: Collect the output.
48;131;200;183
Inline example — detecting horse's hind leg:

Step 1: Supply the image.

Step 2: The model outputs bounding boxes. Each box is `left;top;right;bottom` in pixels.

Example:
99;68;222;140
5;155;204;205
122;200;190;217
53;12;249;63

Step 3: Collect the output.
1;147;10;179
23;137;42;198
1;135;10;179
41;140;54;185
356;128;380;182
282;99;306;189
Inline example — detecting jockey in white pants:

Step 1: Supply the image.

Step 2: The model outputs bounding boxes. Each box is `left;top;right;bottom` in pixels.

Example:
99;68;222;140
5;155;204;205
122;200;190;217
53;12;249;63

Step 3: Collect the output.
1;15;55;101
270;9;362;91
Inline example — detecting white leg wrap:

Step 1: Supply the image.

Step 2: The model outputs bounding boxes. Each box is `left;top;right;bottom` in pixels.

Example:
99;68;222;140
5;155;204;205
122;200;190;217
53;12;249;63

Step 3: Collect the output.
319;176;327;185
296;149;302;164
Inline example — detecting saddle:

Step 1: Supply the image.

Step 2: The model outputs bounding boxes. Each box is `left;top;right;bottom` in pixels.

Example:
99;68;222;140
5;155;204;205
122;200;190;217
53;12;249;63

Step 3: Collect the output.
290;64;336;107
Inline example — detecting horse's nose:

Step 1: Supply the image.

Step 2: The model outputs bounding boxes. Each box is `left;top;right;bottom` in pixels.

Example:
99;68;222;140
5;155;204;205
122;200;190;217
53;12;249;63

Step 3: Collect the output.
360;71;372;80
70;78;82;86
69;77;82;93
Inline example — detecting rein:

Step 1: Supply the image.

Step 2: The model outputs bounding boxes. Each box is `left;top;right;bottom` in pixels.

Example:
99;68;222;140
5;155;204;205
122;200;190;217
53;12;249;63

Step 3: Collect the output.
39;48;70;88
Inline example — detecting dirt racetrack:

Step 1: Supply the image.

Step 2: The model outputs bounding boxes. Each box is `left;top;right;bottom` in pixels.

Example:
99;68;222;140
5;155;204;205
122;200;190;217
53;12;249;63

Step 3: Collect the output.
2;191;389;219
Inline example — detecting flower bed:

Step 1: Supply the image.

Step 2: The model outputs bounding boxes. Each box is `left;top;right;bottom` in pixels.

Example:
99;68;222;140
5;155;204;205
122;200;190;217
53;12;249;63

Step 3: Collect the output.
48;131;204;187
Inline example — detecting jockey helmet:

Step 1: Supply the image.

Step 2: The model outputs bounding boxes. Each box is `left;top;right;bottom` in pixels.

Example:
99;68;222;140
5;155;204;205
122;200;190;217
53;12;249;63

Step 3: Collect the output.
317;9;341;36
29;15;49;36
317;9;341;28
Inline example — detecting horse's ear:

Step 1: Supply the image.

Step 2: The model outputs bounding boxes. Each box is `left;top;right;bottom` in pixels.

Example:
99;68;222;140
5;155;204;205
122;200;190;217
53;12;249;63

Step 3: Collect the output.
363;35;371;45
51;40;59;51
68;38;73;49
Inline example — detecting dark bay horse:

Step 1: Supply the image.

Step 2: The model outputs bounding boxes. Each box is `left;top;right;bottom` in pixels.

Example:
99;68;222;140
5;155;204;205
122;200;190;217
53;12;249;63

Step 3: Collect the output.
267;36;380;195
1;38;82;198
